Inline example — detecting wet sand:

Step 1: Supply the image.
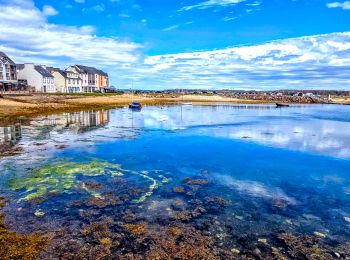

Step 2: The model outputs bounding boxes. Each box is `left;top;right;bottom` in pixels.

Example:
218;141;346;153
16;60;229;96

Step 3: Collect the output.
0;94;267;117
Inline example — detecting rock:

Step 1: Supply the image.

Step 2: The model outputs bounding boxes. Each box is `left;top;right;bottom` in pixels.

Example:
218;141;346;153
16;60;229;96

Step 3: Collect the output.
34;209;45;217
231;248;240;254
183;178;209;185
258;238;267;244
173;187;185;193
344;216;350;223
334;252;341;258
234;215;243;220
314;232;326;238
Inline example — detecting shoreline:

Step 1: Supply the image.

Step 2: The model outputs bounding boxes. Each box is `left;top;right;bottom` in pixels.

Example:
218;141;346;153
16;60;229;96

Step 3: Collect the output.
0;93;349;121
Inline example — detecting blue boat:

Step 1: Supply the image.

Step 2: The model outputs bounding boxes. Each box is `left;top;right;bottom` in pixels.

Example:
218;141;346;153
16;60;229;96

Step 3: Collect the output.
129;102;142;109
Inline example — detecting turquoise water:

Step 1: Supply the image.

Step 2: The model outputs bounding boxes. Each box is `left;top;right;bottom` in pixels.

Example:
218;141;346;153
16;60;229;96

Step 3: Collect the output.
0;104;350;258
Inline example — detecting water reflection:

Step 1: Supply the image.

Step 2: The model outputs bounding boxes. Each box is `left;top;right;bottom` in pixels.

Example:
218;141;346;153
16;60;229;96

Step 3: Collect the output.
0;124;22;156
131;104;350;159
0;124;22;145
0;104;350;258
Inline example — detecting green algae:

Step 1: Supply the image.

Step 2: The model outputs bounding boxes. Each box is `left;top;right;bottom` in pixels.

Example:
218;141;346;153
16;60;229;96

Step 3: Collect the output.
7;161;123;202
7;159;168;204
131;172;158;204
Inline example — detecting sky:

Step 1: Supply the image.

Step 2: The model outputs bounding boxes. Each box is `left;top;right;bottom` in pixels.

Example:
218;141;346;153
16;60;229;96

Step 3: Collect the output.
0;0;350;90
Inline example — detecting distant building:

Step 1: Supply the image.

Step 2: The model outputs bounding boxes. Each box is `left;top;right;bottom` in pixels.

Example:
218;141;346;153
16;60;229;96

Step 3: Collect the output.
17;64;55;93
47;67;82;93
66;65;109;93
0;51;18;91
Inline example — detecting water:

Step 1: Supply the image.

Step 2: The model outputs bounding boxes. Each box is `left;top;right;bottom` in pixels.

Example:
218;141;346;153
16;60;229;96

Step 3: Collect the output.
0;104;350;259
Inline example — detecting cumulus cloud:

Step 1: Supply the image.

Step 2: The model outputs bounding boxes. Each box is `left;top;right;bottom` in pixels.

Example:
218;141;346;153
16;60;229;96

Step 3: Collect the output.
42;5;58;16
326;1;350;10
179;0;247;11
1;0;350;90
120;32;350;90
0;0;142;68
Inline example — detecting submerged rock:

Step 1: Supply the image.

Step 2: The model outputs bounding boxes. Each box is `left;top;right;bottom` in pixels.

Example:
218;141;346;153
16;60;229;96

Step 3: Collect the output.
0;197;51;259
169;210;193;221
183;178;209;185
278;233;333;259
123;223;147;236
314;231;327;238
147;224;219;259
173;186;185;193
168;226;182;237
204;196;230;207
34;209;45;217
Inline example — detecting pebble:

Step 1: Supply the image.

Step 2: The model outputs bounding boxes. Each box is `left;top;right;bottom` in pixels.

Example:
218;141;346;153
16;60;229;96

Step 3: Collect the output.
285;219;293;225
344;216;350;223
234;215;244;220
258;238;267;244
34;209;45;217
231;248;240;254
314;231;326;238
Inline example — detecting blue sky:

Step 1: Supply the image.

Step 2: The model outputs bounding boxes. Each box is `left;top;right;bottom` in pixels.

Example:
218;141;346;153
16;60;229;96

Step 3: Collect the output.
1;0;350;89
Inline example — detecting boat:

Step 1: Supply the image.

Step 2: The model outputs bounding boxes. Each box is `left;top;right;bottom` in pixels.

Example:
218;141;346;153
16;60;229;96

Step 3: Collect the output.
276;103;289;107
129;102;142;109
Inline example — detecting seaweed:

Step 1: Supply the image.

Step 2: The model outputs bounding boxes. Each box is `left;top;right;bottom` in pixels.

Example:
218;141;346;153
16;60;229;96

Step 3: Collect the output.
0;197;51;259
123;223;147;236
7;160;123;202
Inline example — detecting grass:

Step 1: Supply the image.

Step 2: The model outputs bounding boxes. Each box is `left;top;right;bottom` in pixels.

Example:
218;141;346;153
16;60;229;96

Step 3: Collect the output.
44;92;124;97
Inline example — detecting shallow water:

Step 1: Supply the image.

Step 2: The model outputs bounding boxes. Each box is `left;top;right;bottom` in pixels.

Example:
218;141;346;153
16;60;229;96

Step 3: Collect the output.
0;104;350;259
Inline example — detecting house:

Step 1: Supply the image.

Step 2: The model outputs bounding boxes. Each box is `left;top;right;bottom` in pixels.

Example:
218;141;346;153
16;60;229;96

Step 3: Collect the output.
17;64;55;93
47;67;82;93
66;65;109;93
0;52;17;91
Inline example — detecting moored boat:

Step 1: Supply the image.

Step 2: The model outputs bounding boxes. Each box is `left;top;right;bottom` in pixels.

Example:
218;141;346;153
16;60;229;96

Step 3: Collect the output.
276;103;289;107
129;102;142;109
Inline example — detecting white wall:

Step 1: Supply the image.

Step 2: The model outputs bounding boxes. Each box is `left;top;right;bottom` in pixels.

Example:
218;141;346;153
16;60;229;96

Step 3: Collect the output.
17;64;41;92
17;64;55;93
52;71;66;93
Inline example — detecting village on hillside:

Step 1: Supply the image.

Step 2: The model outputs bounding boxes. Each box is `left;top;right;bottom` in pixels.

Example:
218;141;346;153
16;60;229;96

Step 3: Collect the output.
0;51;110;94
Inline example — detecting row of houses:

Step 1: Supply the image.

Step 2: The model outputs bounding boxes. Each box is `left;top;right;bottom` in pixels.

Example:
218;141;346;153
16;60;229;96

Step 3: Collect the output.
0;51;109;93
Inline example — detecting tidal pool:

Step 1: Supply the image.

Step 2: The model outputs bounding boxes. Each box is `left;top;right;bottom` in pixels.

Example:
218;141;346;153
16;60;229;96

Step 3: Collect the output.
0;104;350;259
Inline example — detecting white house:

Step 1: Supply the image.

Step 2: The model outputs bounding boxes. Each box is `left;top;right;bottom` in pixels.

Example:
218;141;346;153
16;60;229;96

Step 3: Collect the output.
66;64;109;93
48;68;82;93
17;64;55;93
65;70;82;93
0;52;17;90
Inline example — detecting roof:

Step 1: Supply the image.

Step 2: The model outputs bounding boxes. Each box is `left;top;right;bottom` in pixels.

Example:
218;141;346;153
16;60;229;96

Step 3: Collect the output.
0;52;16;65
34;66;53;78
17;64;24;70
75;64;108;77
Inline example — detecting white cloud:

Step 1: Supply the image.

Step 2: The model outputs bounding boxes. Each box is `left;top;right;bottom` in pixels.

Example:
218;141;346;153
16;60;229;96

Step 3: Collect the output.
42;5;58;16
0;0;142;68
74;0;85;3
89;4;105;12
1;0;350;90
326;1;350;9
180;0;247;11
162;25;179;31
131;32;350;90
